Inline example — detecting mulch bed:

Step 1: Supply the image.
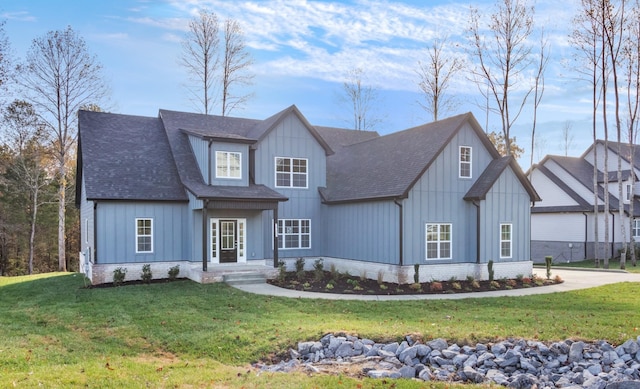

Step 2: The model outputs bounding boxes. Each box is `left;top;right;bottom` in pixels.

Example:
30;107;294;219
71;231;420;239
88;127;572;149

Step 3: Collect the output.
268;270;561;295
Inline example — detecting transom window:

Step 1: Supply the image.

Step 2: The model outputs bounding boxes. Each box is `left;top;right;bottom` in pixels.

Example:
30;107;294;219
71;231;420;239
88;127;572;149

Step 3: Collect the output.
136;218;153;253
500;223;512;258
276;157;308;188
216;151;241;179
426;223;451;260
459;146;472;178
277;219;311;249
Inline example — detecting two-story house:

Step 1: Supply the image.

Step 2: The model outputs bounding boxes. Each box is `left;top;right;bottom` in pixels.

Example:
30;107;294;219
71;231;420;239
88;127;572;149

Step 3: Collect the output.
76;106;539;285
529;140;640;262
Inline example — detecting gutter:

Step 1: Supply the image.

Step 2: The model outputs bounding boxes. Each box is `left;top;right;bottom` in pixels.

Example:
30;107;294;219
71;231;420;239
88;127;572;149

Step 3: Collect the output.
394;199;403;266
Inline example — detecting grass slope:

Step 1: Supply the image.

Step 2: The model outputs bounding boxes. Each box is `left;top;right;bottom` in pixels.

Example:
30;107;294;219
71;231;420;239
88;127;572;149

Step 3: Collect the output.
1;273;639;388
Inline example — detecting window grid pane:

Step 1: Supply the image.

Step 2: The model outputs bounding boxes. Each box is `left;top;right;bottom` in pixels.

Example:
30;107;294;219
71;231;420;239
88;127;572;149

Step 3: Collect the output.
500;224;512;258
425;223;451;260
136;219;153;253
459;146;471;178
216;151;241;179
276;219;311;249
275;157;308;188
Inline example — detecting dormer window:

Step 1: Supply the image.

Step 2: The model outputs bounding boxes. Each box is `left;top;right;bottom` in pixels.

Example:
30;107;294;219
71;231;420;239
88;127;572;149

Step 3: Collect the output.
459;146;472;178
216;151;241;179
626;183;632;203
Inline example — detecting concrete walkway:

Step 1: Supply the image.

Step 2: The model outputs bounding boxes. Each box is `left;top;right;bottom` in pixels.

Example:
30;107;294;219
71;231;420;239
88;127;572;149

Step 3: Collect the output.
231;268;640;300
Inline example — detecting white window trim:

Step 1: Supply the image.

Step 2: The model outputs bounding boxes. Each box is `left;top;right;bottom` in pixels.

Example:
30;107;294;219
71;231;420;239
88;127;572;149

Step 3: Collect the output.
633;219;640;239
215;151;242;179
274;219;311;250
210;218;247;264
459;146;472;178
625;183;632;203
425;223;452;260
500;223;512;259
135;218;153;254
275;157;309;189
84;218;89;244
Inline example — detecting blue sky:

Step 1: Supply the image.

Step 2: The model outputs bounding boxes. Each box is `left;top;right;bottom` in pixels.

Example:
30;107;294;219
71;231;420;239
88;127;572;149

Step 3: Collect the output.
0;0;591;168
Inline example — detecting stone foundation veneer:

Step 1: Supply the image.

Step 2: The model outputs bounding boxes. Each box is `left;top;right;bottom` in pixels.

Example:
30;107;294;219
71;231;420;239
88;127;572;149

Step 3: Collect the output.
80;253;533;285
278;257;534;284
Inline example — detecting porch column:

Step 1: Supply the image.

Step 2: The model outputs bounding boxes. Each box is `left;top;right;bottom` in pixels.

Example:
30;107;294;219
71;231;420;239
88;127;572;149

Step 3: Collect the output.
273;206;279;268
202;199;209;272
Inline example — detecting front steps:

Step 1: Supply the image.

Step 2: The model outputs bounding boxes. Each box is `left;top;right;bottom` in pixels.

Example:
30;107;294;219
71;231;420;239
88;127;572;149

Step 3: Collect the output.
223;272;267;285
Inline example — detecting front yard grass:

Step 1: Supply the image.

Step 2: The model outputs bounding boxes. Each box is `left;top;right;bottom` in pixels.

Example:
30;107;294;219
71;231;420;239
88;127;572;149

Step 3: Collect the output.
552;258;640;273
2;272;640;388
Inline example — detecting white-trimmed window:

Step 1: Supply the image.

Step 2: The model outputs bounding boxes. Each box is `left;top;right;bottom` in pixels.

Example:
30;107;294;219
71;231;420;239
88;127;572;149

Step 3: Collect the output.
275;157;308;188
276;219;311;249
459;146;472;178
633;219;640;238
500;223;512;258
216;151;241;179
426;223;451;259
626;184;632;203
136;218;153;253
84;218;89;244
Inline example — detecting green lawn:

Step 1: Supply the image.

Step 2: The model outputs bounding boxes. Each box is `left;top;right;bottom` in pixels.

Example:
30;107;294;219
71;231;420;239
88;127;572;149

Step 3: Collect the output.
2;273;640;388
550;258;640;273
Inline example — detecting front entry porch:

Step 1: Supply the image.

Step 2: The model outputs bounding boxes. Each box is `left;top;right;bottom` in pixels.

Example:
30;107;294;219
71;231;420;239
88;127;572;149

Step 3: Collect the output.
189;261;278;284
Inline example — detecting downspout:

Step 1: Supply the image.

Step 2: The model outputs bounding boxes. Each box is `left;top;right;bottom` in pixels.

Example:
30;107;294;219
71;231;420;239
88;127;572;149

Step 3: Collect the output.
583;212;588;260
611;211;615;259
207;140;213;185
273;206;279;267
394;199;403;266
202;199;209;272
472;200;481;264
93;202;98;263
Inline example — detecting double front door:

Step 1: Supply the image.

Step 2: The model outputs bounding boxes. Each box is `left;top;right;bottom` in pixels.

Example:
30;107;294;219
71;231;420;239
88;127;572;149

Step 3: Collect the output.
211;218;246;264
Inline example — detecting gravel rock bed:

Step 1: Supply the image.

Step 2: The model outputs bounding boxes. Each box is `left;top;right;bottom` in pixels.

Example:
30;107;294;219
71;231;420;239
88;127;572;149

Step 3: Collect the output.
255;333;640;388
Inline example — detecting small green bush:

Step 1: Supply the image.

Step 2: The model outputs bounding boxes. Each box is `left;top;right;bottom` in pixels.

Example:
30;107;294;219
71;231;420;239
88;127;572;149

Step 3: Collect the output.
488;260;495;283
295;257;305;280
113;267;127;286
413;264;420;284
168;265;180;281
545;256;553;279
313;258;324;281
141;264;152;284
277;260;286;283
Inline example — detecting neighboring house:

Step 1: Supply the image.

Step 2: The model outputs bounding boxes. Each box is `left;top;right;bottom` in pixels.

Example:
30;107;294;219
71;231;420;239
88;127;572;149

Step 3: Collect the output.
529;140;640;263
76;106;539;284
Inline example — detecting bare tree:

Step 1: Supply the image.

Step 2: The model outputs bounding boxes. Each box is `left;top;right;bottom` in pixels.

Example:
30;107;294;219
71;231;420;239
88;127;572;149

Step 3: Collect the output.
181;10;219;115
221;19;254;117
16;26;107;272
2;100;52;274
0;20;13;106
530;30;550;169
624;0;640;267
468;0;537;156
416;36;464;121
571;0;606;267
340;67;383;131
562;121;575;156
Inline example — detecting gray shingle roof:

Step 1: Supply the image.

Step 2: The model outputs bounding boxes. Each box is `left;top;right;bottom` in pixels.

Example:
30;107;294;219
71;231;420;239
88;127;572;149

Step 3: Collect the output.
314;126;380;150
319;112;502;203
77;110;187;202
535;155;621;211
464;156;541;202
158;109;287;202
